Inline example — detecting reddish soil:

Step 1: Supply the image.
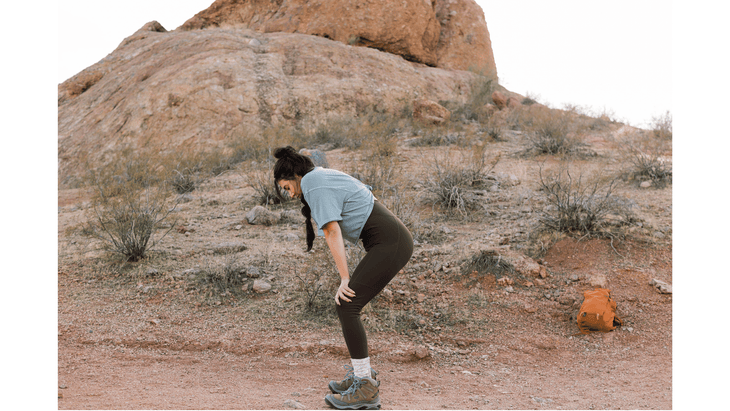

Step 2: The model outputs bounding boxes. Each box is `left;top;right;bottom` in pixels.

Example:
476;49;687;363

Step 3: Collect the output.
58;133;672;409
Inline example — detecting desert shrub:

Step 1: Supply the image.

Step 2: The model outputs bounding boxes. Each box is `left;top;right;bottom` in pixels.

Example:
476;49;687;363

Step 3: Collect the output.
521;92;540;106
167;167;198;194
163;153;203;194
518;105;583;155
86;178;177;262
424;145;500;216
379;186;443;245
628;150;672;187
650;110;672;140
408;125;469;147
619;129;673;187
228;125;290;167
201;254;250;293
449;68;498;123
345;118;404;196
244;164;283;205
461;249;515;278
295;245;364;315
537;165;634;234
289;115;364;150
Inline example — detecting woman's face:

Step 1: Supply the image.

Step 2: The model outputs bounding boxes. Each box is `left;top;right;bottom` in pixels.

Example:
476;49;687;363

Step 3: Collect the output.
278;177;303;200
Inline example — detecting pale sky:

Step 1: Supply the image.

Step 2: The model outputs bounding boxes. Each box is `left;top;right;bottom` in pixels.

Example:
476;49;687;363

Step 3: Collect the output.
57;0;672;128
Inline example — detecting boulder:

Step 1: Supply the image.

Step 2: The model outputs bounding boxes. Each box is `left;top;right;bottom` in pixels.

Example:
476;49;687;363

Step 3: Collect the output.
433;0;497;73
181;0;441;66
413;98;451;124
58;23;475;185
491;91;507;110
506;96;521;109
179;0;497;72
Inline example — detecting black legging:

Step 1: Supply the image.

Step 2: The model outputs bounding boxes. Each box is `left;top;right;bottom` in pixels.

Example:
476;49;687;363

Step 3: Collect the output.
336;200;414;359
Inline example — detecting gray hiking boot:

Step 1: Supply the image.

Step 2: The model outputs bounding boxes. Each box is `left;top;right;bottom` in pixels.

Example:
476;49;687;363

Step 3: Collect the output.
328;365;378;394
324;376;381;410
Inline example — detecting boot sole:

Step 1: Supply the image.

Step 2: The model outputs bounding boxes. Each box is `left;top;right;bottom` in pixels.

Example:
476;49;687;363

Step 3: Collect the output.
324;395;381;410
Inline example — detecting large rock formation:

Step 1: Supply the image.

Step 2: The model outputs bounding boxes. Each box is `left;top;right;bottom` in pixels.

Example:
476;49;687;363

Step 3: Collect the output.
180;0;496;72
58;0;498;186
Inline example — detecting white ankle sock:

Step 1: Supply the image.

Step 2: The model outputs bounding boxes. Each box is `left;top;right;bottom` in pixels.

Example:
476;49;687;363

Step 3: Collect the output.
351;357;371;379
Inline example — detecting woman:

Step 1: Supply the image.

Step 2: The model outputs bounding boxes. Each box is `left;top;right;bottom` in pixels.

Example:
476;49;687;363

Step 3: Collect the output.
273;146;413;410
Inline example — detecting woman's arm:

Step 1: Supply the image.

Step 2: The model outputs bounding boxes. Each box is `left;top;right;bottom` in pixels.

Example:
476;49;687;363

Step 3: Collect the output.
321;221;356;305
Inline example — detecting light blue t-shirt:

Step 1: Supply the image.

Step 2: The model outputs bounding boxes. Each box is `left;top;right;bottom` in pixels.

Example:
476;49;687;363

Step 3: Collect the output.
301;167;375;244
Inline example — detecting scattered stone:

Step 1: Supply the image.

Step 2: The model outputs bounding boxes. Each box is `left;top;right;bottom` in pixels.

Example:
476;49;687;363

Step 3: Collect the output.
145;268;159;277
247;266;261;278
558;295;577;306
180;268;203;280
416;293;426;303
252;280;272;293
212;242;248;254
283;399;305;409
414;346;430;359
650;279;672;294
497;276;514;286
246;206;280;226
640;181;653;188
589;273;608;288
524;304;537;313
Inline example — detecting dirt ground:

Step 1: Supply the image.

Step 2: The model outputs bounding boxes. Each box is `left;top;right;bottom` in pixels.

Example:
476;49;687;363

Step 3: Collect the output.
57;126;672;409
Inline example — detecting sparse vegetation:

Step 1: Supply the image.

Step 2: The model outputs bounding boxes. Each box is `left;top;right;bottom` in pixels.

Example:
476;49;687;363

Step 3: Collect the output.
201;254;250;293
519;105;584;155
650;110;672;140
86;180;177;262
536;164;634;235
618;127;673;187
424;144;499;216
448;68;498;123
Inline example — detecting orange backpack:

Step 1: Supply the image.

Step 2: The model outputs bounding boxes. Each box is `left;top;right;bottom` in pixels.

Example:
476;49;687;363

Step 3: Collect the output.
577;288;623;334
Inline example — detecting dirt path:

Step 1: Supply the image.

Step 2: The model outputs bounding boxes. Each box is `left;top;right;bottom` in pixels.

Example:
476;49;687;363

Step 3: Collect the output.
58;236;672;410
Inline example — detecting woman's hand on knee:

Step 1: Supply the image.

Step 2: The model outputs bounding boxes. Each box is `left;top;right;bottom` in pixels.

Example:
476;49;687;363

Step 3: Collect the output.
335;278;356;305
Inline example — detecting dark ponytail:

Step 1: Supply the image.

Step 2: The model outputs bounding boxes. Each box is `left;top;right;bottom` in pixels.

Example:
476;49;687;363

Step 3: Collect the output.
273;146;316;251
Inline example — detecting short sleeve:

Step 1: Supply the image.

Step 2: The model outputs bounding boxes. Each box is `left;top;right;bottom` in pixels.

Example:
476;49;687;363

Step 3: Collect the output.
305;187;343;230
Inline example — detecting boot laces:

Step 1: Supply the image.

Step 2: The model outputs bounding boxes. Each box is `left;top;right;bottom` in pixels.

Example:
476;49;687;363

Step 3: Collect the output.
342;376;366;397
341;364;355;382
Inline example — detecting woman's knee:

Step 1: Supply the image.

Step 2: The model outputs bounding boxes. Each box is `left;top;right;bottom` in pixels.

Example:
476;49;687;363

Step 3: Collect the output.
336;299;363;319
